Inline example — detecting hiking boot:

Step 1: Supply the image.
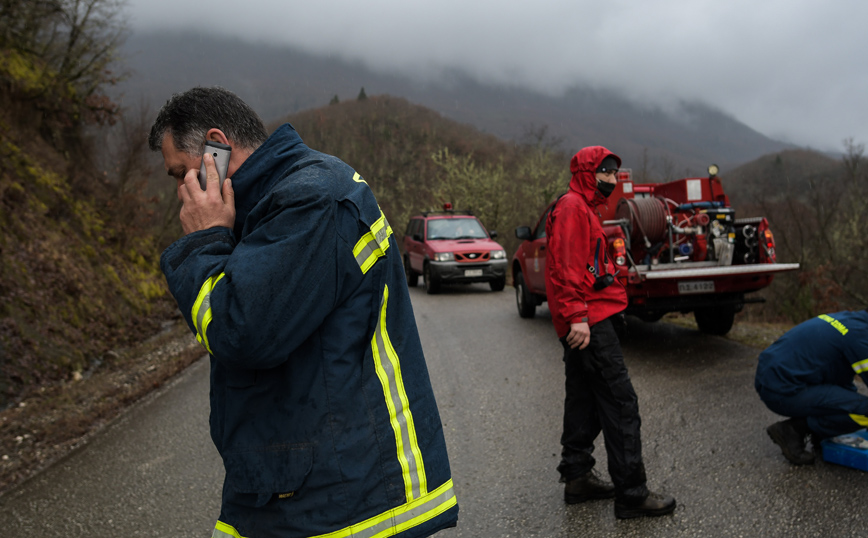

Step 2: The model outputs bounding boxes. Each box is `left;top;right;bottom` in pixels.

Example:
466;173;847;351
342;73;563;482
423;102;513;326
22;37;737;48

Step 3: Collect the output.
614;491;677;519
564;470;615;504
766;419;814;465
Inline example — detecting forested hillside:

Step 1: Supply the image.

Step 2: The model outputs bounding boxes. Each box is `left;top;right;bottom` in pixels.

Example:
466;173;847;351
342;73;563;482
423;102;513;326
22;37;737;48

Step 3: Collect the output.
283;95;570;258
0;0;182;413
725;143;868;321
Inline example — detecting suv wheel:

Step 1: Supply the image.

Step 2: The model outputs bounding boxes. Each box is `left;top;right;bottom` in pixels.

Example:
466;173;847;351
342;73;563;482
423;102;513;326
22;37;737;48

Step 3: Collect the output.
489;276;506;292
515;270;536;318
694;306;735;335
423;263;440;294
404;256;418;287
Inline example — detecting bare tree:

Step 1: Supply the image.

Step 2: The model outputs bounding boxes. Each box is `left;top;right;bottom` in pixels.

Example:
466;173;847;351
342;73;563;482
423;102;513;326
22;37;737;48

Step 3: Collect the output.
0;0;126;129
842;137;864;185
655;154;676;182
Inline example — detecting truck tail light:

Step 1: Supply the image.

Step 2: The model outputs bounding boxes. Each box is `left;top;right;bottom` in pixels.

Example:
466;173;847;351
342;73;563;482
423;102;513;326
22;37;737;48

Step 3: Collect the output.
762;229;776;263
613;237;627;266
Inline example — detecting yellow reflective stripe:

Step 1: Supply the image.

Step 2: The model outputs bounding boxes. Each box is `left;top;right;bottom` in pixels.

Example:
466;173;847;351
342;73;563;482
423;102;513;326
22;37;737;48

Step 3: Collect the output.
353;172;368;185
211;480;456;538
354;211;393;274
850;414;868;427
191;273;226;355
311;479;456;538
853;359;868;374
212;521;242;538
372;285;427;501
818;314;849;336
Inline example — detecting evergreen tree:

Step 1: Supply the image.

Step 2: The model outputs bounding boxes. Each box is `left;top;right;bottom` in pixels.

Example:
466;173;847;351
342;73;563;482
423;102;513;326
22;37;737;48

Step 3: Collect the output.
329;94;340;105
357;87;367;101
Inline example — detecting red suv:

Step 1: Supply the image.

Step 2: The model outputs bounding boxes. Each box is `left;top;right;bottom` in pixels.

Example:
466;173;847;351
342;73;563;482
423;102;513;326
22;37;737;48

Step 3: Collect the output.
403;206;507;294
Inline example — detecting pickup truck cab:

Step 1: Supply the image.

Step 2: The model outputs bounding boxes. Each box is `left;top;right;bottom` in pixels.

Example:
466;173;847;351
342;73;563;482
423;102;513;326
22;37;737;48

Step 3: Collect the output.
512;167;799;334
403;205;508;294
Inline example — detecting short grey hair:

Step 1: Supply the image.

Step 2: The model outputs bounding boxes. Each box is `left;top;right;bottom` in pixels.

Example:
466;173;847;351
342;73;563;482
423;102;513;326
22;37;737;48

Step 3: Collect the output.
148;86;268;155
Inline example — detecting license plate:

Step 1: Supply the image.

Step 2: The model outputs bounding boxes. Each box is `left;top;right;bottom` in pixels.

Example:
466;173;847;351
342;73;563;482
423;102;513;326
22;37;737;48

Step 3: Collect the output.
678;280;714;294
465;269;483;277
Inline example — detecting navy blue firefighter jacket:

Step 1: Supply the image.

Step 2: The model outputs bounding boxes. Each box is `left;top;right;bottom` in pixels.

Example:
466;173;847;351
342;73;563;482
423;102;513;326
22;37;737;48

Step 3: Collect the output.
160;124;458;538
755;310;868;400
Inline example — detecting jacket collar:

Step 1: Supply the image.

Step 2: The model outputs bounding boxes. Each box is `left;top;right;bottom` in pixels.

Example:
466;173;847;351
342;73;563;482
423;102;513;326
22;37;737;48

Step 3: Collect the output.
230;123;307;236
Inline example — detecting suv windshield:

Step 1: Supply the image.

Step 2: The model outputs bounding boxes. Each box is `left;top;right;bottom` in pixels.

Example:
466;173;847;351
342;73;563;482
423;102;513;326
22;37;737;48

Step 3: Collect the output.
427;218;488;240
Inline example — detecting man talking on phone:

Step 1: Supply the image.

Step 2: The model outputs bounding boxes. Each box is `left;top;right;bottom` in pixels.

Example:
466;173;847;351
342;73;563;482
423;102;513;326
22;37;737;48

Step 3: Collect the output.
148;87;458;538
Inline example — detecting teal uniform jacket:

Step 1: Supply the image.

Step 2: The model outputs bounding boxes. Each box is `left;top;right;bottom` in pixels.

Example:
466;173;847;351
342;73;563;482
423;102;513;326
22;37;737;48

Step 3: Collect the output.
160;124;458;538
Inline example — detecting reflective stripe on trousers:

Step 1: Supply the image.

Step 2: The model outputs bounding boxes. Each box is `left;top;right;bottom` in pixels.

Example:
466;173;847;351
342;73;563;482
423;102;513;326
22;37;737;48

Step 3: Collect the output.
211;479;457;538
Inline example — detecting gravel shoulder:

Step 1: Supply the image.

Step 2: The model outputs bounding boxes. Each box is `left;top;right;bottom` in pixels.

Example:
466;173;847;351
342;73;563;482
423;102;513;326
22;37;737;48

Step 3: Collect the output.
0;318;203;495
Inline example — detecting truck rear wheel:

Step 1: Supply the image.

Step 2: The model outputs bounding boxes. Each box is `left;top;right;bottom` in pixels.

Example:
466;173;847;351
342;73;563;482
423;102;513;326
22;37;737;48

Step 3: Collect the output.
694;307;735;335
515;270;536;318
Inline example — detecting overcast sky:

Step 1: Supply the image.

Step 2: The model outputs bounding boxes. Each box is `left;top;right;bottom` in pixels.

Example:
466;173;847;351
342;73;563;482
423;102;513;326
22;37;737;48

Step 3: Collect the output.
127;0;868;152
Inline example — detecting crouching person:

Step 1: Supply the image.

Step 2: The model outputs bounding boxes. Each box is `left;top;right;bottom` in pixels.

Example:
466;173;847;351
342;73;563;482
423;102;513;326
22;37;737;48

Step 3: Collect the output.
755;309;868;465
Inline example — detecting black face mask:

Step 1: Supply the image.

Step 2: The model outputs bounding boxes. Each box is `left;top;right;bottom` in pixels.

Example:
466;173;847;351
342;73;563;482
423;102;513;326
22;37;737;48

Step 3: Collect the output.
596;180;616;198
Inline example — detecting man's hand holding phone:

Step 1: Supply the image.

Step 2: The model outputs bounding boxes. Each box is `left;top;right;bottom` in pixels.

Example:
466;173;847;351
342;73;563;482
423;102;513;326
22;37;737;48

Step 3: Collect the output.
178;152;236;235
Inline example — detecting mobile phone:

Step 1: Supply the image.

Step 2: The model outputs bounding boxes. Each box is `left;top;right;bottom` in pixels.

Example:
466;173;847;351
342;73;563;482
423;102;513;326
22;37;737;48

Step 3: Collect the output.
199;141;231;190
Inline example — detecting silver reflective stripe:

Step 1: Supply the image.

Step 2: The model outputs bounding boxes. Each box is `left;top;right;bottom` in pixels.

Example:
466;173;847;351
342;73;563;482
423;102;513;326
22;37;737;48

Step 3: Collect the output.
213;481;457;538
337;484;455;538
191;273;226;355
196;293;212;335
375;221;390;244
354;241;379;268
212;525;238;538
353;212;392;273
374;293;422;501
308;480;456;538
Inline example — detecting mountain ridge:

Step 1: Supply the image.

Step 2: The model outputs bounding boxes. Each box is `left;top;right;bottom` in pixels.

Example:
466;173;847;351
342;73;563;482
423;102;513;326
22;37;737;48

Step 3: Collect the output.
117;31;795;177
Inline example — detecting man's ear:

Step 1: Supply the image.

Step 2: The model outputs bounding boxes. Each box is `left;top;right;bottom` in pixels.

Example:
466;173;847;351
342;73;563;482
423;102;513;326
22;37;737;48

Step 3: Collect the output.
206;128;230;146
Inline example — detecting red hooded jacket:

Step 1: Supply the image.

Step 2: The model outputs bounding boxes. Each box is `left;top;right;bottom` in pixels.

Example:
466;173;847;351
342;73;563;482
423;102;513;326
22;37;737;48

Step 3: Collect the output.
545;146;628;338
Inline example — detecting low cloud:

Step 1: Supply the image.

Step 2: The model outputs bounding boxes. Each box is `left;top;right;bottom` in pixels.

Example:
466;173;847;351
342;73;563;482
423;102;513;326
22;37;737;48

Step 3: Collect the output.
128;0;868;151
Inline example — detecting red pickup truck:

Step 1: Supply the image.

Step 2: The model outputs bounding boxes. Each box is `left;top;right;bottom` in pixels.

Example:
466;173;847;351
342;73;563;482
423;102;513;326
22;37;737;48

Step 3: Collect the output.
511;167;799;335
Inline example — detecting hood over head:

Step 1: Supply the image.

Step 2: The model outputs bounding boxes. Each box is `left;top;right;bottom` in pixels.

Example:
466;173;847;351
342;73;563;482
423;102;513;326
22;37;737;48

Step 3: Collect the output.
569;146;622;204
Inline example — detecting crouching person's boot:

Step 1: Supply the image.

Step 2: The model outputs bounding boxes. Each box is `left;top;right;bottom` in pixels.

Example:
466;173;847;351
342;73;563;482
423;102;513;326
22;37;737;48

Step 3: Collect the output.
564;470;616;504
614;491;677;519
766;417;814;465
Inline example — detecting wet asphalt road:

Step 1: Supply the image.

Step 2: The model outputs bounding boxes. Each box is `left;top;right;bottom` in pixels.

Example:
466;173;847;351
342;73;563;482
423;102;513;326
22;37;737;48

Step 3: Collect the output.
1;283;867;537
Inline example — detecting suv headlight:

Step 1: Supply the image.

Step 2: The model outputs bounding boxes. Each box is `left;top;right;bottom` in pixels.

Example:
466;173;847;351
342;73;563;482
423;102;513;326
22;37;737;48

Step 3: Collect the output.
491;250;506;260
434;252;454;262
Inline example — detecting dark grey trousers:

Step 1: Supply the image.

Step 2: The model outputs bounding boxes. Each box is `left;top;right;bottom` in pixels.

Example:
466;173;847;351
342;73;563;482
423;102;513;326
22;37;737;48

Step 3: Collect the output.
558;317;649;504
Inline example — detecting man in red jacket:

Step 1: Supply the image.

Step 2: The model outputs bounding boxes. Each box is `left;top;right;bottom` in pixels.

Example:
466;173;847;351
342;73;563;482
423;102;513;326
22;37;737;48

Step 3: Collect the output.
545;146;676;519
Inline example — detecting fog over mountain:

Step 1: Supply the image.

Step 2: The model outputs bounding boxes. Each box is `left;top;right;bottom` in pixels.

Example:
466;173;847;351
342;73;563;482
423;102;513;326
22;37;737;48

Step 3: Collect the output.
123;0;868;153
118;31;792;177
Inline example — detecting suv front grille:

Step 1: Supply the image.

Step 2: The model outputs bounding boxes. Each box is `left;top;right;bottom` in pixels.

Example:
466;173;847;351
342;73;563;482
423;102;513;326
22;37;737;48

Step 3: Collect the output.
455;252;490;263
